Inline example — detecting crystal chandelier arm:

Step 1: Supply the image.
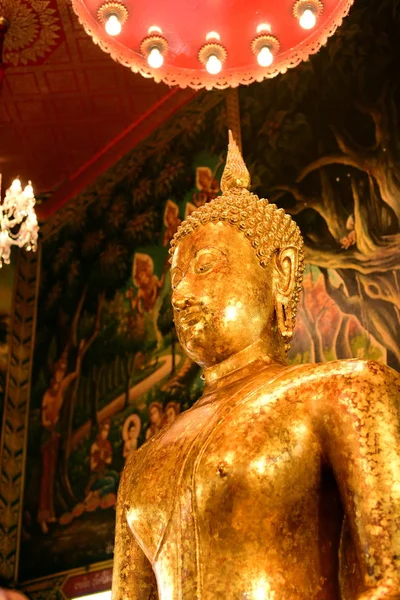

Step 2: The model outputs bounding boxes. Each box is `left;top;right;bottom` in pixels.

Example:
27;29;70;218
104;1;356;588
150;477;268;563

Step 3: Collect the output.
0;177;39;265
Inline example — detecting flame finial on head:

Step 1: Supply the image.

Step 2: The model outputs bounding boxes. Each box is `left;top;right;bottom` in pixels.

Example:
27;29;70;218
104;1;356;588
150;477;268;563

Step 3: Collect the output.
220;130;251;194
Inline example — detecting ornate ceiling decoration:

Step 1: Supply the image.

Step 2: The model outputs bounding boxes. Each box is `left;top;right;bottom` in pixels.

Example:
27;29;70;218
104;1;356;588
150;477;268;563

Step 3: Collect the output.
0;0;62;66
72;0;354;89
0;0;183;198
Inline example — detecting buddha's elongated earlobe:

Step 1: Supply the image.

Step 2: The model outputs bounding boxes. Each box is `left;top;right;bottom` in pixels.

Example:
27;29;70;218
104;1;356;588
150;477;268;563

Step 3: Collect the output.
275;301;293;353
273;246;298;351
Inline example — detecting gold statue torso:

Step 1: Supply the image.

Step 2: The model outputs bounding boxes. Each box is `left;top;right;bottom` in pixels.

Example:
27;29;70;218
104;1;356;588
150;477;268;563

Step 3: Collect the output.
117;358;400;600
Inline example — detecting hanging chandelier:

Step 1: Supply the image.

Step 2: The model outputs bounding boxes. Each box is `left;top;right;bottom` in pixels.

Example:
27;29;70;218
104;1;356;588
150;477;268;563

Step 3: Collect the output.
0;177;39;267
71;0;354;90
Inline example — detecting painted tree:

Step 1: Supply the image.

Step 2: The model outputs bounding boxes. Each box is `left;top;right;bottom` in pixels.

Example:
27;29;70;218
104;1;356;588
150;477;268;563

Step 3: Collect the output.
297;270;335;362
293;267;362;364
242;0;400;369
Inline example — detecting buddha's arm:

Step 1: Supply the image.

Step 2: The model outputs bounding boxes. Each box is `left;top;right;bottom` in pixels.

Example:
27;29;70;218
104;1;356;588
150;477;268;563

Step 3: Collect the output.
315;361;400;599
112;474;158;600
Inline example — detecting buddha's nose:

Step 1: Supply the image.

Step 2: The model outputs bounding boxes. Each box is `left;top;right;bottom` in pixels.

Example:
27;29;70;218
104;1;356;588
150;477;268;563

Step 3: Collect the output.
172;292;195;312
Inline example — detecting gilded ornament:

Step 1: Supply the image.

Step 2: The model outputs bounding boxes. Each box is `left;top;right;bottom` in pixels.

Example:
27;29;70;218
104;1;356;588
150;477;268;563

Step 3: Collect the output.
293;0;324;19
97;2;129;26
251;34;280;60
140;34;168;62
198;42;228;68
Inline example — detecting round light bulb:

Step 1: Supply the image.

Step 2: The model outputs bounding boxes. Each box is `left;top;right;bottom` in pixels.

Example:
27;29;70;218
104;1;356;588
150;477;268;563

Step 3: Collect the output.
11;178;22;193
147;47;164;69
257;45;273;67
105;14;122;36
206;54;222;75
299;8;317;29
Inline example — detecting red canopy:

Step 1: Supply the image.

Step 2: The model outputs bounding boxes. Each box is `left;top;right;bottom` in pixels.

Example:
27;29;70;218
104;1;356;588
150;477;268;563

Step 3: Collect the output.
72;0;354;89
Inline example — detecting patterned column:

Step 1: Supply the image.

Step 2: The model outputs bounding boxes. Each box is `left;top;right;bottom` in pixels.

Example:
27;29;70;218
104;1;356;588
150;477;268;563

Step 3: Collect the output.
0;247;41;582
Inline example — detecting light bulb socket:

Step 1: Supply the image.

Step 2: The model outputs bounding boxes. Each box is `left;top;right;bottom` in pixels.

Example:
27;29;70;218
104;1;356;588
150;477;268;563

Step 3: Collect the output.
198;42;227;68
293;0;323;19
141;34;168;62
97;2;128;27
251;34;280;59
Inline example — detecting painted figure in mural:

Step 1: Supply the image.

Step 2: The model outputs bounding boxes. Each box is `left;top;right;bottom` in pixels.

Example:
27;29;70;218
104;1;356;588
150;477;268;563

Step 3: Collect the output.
192;165;220;208
340;214;357;250
113;135;400;600
162;200;181;248
122;414;141;461
145;401;164;441
85;418;113;505
37;347;77;534
37;333;95;533
164;401;180;425
128;254;163;315
126;253;165;347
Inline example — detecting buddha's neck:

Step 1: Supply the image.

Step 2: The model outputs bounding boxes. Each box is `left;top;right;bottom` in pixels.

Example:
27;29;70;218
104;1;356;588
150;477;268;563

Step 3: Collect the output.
203;337;286;391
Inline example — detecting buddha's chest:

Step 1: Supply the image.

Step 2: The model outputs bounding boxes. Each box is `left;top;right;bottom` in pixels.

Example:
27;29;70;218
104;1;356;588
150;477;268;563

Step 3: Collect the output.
125;381;321;561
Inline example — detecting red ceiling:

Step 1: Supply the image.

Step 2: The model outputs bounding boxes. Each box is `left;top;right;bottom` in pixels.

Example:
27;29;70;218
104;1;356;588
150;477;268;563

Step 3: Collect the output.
0;0;196;218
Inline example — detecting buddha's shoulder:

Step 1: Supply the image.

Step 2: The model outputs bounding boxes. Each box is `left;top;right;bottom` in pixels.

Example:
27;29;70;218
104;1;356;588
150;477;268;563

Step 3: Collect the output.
261;359;400;395
288;358;399;384
269;359;400;409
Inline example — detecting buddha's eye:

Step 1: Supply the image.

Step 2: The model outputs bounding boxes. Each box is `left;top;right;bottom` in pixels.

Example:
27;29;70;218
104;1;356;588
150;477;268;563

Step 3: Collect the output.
197;263;213;273
193;248;226;276
194;252;220;275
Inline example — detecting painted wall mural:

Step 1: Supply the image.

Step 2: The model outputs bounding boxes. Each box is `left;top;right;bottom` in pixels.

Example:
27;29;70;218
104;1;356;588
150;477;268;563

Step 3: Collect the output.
20;102;227;581
241;0;400;372
289;265;385;366
18;0;399;588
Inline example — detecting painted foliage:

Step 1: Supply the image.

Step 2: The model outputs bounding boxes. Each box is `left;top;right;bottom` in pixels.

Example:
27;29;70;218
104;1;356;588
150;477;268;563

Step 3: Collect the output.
241;0;399;370
20;102;227;581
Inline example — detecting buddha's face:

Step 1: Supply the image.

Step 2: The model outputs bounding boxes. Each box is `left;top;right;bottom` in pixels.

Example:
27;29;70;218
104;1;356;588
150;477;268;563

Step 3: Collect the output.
171;222;274;368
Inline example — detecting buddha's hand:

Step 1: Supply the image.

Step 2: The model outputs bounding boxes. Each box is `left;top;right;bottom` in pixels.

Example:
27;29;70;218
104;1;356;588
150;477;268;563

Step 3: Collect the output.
358;586;400;600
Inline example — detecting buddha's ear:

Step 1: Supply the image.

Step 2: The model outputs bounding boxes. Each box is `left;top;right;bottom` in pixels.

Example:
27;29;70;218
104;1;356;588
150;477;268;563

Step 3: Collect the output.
273;246;299;305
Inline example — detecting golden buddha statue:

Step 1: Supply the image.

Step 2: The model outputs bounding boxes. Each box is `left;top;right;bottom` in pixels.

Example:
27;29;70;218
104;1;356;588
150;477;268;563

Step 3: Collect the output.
112;133;400;600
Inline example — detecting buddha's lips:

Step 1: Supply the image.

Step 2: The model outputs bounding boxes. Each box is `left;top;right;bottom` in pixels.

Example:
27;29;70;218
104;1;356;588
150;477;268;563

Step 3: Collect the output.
175;306;207;328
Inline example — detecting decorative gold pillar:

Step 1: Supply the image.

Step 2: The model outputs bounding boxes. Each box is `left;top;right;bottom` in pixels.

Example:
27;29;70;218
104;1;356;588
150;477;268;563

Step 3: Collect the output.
0;247;41;582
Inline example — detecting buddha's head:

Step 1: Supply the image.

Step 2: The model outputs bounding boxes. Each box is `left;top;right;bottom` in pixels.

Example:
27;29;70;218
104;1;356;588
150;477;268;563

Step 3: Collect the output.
169;132;304;369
